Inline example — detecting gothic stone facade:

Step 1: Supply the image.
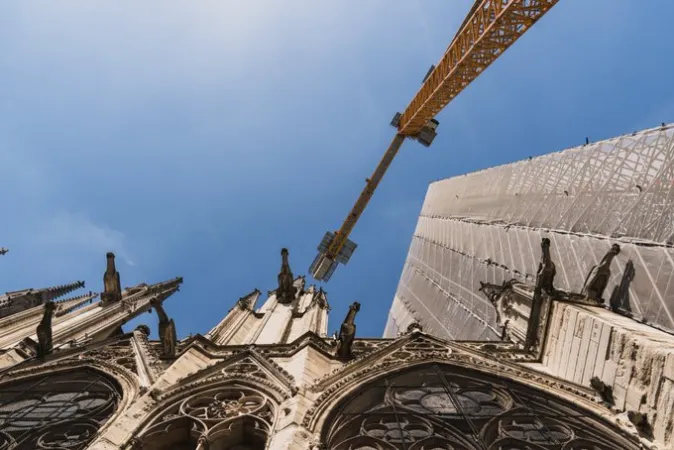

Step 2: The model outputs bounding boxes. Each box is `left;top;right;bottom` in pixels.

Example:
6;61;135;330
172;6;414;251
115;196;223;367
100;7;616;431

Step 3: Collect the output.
0;251;672;449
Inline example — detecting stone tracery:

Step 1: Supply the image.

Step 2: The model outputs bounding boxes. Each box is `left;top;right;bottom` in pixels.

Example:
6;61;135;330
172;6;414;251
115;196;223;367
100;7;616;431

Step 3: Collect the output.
139;384;275;450
323;364;639;450
0;369;121;450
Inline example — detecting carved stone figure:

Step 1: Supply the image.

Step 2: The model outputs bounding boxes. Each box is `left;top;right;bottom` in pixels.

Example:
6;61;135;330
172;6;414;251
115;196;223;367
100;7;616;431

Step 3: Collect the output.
525;237;556;351
101;252;122;306
336;302;360;359
36;301;56;359
582;244;621;302
276;248;297;303
478;281;513;327
536;237;556;294
150;298;177;359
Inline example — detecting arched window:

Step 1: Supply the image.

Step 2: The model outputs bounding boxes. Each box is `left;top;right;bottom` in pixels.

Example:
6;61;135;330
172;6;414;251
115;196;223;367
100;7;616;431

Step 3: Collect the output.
0;368;122;450
140;384;275;450
324;364;639;450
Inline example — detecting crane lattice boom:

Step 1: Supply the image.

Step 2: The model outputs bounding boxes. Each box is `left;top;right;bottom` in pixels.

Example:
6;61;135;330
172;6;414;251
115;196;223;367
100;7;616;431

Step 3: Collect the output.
310;0;560;282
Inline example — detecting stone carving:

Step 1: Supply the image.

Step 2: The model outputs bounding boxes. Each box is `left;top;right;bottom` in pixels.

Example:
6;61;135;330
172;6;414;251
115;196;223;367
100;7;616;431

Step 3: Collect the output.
536;237;556;294
36;301;56;359
101;252;122;306
81;341;137;373
321;364;640;450
590;376;614;405
627;410;653;439
139;386;274;448
582;244;621;302
525;237;556;351
336;301;360;359
276;248;297;303
150;297;177;359
478;280;514;330
237;289;260;310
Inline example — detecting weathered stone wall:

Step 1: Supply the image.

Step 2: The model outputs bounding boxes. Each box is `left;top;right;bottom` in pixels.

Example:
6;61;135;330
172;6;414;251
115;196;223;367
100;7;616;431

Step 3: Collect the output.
538;302;674;447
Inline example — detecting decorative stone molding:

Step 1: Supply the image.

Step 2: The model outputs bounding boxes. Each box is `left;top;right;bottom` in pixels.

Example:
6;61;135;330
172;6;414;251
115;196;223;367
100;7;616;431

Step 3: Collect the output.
0;357;141;444
136;337;167;378
303;333;613;433
80;340;137;374
154;353;295;405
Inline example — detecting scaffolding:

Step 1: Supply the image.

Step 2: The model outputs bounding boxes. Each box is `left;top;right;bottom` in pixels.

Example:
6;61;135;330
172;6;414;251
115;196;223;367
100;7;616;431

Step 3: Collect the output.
385;123;674;340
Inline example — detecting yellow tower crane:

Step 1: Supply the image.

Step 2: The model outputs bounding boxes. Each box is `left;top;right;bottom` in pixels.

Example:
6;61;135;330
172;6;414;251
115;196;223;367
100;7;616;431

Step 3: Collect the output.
310;0;560;282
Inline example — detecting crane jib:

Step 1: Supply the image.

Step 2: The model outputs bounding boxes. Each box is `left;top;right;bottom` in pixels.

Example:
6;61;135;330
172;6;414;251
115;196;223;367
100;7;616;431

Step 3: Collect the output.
310;0;560;282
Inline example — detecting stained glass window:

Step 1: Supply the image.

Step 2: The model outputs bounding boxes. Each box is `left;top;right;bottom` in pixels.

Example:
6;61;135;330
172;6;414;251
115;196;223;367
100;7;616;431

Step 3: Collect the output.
0;369;121;450
325;364;639;450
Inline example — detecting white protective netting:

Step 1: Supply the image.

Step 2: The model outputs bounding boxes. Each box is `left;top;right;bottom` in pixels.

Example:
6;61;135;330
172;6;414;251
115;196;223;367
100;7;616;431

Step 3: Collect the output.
385;123;674;340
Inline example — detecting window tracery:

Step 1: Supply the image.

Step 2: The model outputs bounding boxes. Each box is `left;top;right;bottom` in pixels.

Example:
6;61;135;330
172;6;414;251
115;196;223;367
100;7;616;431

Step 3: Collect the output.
140;384;274;450
324;365;639;450
0;369;122;450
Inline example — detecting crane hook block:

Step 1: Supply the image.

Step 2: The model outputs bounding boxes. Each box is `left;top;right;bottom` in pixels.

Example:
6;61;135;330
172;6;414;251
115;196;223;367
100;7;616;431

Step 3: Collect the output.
415;119;439;147
309;231;358;282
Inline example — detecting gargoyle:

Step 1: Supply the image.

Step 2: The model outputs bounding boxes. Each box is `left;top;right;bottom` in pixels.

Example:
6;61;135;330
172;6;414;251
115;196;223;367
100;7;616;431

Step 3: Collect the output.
582;244;621;302
150;297;177;359
336;301;360;359
276;248;297;304
36;301;56;359
536;237;556;294
525;237;557;351
101;252;122;306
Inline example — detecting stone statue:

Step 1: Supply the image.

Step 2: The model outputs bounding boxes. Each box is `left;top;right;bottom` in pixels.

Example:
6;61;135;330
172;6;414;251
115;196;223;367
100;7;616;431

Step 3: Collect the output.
478;281;512;326
36;301;56;359
276;248;297;304
336;302;360;359
536;237;556;294
525;237;557;351
582;244;621;302
150;298;177;359
101;252;122;306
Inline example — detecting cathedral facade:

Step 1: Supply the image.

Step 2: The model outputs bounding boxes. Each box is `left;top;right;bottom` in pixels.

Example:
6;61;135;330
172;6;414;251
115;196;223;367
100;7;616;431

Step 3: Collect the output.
0;249;671;449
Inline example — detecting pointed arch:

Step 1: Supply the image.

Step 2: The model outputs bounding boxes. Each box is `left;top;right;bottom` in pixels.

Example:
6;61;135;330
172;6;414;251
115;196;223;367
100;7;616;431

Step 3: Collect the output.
0;360;133;450
135;378;282;450
314;363;641;450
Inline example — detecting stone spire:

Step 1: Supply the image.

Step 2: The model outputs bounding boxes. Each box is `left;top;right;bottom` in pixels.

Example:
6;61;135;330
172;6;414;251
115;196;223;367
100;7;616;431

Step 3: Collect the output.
0;280;86;319
101;252;122;306
0;276;182;366
208;249;329;346
276;248;297;304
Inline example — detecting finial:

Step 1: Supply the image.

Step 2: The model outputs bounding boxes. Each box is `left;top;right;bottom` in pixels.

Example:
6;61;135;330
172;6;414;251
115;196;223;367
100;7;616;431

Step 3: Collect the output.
277;247;297;304
101;252;122;306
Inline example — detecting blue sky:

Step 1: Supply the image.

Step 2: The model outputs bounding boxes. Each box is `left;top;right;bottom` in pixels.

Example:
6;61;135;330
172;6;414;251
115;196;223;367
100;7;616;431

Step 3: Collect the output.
1;1;674;339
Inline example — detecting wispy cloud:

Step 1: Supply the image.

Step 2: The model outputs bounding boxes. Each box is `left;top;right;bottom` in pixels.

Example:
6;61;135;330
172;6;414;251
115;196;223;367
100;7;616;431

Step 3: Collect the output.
32;212;135;267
